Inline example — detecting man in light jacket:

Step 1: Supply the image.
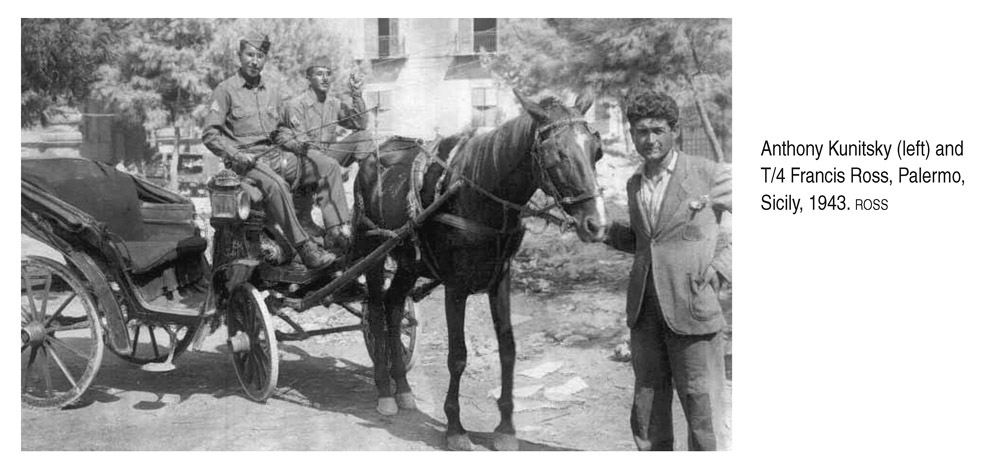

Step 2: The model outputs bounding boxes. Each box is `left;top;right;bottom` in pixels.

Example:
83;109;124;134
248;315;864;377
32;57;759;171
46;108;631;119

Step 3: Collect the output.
604;90;732;451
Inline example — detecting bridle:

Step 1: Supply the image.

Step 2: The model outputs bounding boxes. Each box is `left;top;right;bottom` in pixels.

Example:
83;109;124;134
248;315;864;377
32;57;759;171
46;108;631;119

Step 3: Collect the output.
427;116;603;233
531;118;604;210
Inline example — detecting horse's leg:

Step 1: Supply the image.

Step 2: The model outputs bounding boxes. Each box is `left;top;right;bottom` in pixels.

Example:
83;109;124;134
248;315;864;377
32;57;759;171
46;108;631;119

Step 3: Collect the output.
365;259;397;415
384;251;418;410
489;271;519;451
444;284;474;451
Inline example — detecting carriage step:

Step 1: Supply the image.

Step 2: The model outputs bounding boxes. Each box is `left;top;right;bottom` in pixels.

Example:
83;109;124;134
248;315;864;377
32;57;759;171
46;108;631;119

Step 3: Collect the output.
140;361;177;373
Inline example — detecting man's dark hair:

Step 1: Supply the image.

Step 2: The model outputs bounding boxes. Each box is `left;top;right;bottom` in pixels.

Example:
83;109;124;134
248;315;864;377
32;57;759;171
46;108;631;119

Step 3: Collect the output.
626;90;679;128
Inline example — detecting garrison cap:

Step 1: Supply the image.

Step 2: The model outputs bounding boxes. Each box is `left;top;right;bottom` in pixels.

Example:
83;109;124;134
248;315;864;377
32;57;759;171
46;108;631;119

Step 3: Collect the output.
240;32;271;54
306;62;333;75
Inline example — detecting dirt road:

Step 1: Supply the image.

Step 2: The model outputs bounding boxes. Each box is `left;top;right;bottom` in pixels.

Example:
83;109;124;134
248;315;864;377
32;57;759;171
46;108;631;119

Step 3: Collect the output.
21;271;730;451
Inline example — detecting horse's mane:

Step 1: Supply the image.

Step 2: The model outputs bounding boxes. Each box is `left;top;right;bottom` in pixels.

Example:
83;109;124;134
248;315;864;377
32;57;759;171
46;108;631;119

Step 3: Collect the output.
448;97;575;191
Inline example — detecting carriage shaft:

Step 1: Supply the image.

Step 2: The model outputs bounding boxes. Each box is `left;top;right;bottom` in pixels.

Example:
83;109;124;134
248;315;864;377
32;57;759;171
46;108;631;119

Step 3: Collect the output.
275;323;362;341
306;180;463;306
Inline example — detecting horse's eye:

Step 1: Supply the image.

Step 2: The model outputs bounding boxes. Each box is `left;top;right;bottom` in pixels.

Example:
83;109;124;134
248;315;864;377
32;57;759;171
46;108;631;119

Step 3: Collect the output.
541;150;561;167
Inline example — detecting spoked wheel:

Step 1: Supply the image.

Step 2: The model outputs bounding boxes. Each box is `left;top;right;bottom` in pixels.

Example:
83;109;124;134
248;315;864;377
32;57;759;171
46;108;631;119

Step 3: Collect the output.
21;256;104;409
226;283;279;402
110;320;197;366
361;296;420;372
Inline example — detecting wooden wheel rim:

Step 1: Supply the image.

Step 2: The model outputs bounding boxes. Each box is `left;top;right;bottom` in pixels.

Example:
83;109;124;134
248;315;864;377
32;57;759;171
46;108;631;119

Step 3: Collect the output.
21;256;104;409
226;284;278;402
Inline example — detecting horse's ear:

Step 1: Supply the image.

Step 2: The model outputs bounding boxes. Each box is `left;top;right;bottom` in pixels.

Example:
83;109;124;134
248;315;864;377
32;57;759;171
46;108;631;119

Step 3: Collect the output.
513;88;549;122
574;92;594;116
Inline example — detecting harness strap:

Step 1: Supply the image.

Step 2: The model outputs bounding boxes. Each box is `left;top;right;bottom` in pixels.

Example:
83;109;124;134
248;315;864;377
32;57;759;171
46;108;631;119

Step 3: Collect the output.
426;142;530;215
432;212;522;237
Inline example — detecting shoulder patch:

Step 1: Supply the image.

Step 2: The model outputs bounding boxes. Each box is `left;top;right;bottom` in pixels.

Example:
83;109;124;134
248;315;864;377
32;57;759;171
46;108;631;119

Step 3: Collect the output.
209;100;221;113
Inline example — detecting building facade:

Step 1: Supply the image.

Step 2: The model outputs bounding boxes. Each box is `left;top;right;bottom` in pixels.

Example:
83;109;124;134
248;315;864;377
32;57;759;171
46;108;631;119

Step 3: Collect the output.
347;18;523;139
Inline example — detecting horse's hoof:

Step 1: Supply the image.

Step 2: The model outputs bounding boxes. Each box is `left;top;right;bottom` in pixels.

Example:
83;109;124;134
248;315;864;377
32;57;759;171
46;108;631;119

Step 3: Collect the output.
396;392;416;410
376;397;398;416
446;433;474;451
493;432;519;451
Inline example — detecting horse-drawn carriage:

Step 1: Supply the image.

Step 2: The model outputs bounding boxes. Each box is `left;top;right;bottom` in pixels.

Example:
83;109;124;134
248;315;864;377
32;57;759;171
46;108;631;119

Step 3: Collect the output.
23;91;608;451
20;154;433;408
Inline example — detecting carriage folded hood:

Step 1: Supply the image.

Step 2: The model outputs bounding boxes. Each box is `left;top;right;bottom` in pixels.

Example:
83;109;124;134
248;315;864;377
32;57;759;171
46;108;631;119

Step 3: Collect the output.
22;158;147;241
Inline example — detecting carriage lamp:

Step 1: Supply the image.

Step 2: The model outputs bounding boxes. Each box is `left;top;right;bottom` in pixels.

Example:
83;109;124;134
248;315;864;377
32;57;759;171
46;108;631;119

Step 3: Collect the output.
207;170;251;221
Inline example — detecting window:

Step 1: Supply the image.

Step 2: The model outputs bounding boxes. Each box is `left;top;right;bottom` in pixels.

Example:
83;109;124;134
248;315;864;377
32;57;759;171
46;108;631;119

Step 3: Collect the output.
457;18;498;54
471;87;499;127
473;18;497;53
365;90;394;112
378;18;400;58
365;18;402;59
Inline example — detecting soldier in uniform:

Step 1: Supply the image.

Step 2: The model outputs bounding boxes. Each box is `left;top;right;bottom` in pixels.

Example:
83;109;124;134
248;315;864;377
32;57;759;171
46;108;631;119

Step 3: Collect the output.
276;62;369;249
201;33;335;268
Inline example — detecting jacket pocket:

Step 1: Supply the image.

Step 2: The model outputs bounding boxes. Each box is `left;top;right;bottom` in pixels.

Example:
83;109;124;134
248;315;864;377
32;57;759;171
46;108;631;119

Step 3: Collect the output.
688;271;721;321
682;224;703;241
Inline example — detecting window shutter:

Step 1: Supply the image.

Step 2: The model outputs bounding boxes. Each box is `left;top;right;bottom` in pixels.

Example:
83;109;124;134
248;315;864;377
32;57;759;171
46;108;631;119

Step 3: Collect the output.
458;19;473;54
390;19;400;55
364;18;378;59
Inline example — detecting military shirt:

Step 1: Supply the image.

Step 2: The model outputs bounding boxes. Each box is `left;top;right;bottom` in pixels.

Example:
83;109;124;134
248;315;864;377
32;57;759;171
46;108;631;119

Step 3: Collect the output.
202;71;288;159
282;88;368;149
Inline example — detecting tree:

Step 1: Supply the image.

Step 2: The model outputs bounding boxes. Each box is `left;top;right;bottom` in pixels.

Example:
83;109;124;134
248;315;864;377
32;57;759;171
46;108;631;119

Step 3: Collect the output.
85;19;361;189
490;19;732;162
92;19;217;187
207;19;362;98
21;19;127;127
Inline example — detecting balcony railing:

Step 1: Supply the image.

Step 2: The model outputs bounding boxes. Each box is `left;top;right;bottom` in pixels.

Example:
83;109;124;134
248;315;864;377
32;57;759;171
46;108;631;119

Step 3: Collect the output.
453;31;499;55
473;31;497;53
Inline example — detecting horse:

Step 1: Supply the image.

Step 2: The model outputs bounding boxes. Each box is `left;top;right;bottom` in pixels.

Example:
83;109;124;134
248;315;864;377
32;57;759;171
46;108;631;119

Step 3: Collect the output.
352;89;608;451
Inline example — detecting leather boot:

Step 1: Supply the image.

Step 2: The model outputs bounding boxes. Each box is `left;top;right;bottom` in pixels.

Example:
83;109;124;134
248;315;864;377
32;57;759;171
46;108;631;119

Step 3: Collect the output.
324;223;352;251
295;239;335;269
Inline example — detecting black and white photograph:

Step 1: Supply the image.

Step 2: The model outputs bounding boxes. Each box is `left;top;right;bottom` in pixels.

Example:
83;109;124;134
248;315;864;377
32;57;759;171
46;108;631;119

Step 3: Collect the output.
19;17;733;451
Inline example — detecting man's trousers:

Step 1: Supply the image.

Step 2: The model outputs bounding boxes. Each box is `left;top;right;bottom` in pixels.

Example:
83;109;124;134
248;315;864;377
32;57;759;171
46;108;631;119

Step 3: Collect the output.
258;149;349;232
629;276;726;451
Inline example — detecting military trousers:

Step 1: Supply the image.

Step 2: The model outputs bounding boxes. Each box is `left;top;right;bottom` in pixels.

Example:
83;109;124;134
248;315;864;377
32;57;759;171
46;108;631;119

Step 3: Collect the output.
629;276;726;451
257;149;350;232
238;161;309;247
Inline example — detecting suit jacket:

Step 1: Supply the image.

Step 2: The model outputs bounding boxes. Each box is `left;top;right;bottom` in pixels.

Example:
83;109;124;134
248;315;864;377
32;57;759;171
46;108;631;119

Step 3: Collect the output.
606;152;732;334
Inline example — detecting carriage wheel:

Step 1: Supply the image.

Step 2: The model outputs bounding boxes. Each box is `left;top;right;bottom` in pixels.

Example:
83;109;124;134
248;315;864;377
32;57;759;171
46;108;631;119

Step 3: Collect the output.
21;256;104;409
226;283;279;402
110;320;198;366
361;296;420;372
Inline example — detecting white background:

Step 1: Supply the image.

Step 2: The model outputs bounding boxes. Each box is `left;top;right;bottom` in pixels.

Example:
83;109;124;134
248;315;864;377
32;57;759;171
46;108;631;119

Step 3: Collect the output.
7;1;984;458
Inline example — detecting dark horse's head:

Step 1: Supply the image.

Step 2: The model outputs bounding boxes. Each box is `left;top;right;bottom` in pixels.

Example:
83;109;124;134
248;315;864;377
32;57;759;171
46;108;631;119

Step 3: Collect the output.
514;90;608;243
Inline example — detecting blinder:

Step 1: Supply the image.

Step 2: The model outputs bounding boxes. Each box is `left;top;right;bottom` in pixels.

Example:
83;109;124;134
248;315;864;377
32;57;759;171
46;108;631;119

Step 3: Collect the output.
531;118;602;207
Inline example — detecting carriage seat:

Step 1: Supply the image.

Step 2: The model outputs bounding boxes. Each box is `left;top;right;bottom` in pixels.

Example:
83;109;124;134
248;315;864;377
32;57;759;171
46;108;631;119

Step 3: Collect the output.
21;158;206;275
